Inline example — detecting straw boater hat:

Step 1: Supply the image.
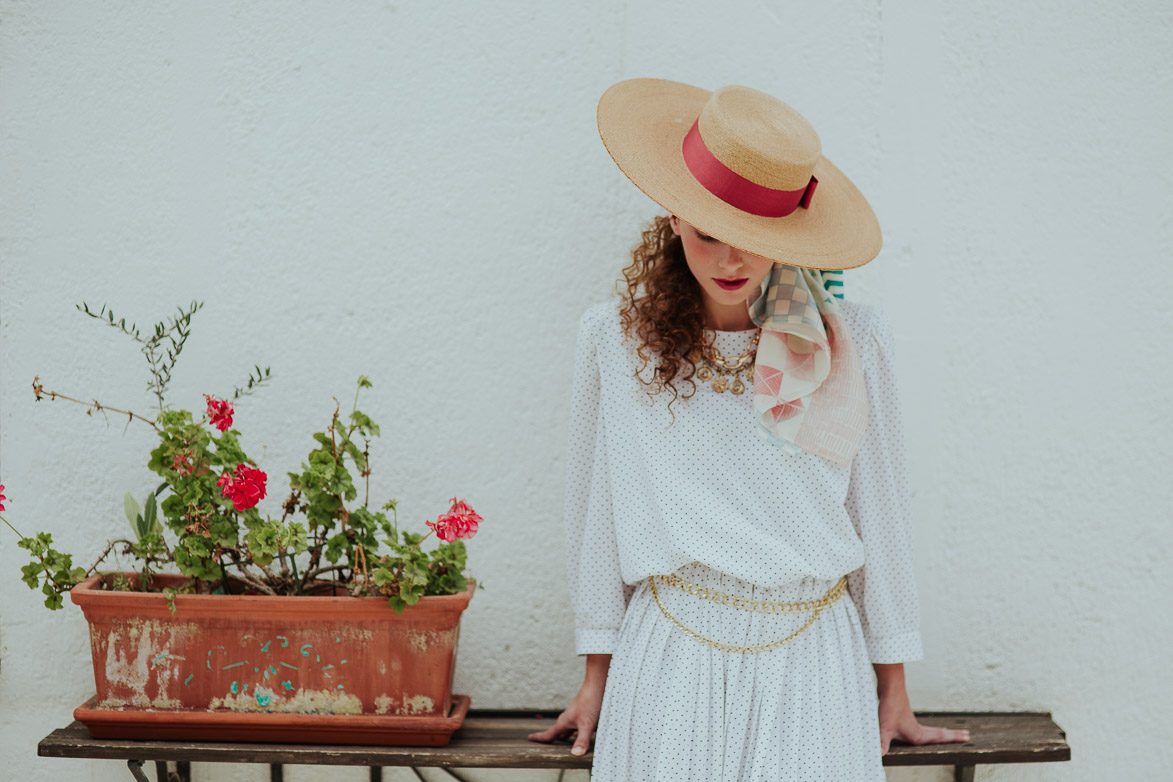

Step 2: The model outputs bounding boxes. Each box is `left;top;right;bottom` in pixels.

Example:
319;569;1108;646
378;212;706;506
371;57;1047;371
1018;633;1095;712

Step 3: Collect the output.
597;78;881;270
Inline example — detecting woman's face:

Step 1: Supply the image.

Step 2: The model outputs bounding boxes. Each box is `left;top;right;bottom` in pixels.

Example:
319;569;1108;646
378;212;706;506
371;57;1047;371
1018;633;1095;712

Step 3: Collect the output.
670;216;774;330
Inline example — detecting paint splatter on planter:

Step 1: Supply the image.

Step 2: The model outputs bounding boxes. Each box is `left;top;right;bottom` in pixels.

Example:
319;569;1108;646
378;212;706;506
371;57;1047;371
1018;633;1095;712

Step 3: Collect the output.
209;688;363;714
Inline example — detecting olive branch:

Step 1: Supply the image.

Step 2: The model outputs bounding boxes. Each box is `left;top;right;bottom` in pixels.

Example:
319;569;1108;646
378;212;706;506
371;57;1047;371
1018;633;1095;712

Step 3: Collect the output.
77;300;206;413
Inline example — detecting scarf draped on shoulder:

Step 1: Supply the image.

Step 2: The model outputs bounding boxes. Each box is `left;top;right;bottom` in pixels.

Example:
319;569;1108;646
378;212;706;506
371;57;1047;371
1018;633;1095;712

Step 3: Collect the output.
749;266;868;466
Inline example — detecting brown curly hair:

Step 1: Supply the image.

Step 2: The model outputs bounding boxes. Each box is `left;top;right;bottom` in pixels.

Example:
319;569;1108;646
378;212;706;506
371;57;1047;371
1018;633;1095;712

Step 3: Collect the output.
617;215;709;413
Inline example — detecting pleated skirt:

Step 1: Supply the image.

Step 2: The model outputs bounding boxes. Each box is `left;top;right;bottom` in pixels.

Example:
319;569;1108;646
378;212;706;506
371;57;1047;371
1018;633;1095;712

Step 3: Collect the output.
591;562;885;782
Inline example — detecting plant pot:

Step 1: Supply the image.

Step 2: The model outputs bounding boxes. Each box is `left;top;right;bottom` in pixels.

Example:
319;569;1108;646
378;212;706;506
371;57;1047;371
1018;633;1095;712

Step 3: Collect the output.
69;573;475;745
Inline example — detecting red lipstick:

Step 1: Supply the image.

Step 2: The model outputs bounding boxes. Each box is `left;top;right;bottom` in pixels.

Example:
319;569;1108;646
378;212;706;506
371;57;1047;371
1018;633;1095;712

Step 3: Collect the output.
714;278;748;291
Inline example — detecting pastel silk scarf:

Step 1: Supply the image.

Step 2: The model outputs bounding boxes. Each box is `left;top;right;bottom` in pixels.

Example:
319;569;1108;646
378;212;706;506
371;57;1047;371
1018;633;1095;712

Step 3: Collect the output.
749;266;868;466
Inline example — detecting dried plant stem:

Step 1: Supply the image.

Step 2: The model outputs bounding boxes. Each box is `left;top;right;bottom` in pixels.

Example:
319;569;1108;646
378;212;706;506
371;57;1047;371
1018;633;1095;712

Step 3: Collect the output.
229;572;278;595
83;541;121;578
355;544;370;594
329;401;340;461
32;378;160;432
302;563;351;581
82;539;168;578
363;443;371;508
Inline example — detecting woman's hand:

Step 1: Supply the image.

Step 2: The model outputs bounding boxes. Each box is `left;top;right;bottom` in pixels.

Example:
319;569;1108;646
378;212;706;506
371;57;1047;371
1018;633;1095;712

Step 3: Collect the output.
527;653;611;756
874;663;970;754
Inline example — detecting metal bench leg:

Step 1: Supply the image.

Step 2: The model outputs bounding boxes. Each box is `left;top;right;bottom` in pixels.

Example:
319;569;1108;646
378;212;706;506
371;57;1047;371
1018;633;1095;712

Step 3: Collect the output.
370;767;382;782
127;761;151;782
151;761;191;782
270;764;284;782
954;765;976;782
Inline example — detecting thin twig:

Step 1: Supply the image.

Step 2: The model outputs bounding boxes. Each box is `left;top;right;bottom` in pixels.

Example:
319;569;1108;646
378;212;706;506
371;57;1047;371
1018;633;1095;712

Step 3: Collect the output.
31;377;159;431
355;544;370;595
231;573;278;595
302;563;352;581
79;538;165;580
1;514;26;538
329;400;340;461
83;541;120;578
363;442;371;508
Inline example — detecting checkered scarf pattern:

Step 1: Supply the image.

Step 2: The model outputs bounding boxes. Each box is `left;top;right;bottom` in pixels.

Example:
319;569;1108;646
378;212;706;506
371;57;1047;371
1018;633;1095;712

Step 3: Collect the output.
748;266;868;466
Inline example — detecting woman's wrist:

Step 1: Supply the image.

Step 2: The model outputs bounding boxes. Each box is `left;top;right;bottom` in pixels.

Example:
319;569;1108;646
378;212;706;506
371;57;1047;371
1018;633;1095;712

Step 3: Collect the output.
583;653;612;688
873;662;906;697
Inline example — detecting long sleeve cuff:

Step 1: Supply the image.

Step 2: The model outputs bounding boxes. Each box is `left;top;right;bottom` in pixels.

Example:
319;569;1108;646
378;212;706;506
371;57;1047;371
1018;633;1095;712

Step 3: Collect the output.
575;627;621;656
865;630;924;664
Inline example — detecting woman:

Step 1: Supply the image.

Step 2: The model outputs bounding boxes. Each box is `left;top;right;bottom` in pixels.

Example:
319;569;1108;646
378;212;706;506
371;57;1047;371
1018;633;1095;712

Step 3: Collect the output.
529;79;968;780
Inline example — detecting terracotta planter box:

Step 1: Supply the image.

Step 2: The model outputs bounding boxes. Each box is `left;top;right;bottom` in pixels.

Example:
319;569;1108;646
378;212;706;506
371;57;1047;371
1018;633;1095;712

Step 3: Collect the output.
69;573;475;745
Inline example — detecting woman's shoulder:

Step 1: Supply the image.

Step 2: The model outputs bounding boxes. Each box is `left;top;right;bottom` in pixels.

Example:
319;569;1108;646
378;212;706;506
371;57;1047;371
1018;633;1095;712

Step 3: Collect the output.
836;298;893;351
576;298;625;342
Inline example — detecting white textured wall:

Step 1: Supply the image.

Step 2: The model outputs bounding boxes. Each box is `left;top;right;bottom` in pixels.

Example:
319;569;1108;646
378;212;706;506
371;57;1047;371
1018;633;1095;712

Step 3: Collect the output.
2;1;1170;780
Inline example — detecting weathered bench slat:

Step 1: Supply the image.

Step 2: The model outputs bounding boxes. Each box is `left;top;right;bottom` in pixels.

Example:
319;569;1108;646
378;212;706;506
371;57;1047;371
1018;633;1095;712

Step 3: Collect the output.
889;712;1070;766
39;711;1069;770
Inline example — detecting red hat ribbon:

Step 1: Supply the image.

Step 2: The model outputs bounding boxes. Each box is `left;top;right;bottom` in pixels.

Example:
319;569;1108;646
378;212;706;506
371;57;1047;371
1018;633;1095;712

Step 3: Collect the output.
682;119;817;218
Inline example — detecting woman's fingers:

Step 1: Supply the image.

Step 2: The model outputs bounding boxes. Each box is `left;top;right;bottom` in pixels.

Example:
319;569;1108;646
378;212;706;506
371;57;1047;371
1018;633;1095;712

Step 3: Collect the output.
570;719;595;755
527;673;605;754
909;724;971;745
528;713;596;755
526;723;566;742
527;713;577;743
883;721;971;755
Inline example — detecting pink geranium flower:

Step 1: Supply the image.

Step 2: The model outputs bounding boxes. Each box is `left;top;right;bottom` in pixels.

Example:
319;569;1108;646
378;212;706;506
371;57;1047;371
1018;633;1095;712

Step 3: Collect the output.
0;483;6;513
203;394;235;432
426;497;482;542
217;463;267;511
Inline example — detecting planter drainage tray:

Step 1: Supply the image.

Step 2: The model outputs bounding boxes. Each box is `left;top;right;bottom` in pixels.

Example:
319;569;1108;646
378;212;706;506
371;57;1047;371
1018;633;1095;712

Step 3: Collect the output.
74;694;471;746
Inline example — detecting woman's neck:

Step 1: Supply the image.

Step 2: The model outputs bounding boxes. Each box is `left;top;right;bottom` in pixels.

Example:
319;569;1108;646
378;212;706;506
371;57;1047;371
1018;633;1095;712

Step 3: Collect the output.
704;301;755;331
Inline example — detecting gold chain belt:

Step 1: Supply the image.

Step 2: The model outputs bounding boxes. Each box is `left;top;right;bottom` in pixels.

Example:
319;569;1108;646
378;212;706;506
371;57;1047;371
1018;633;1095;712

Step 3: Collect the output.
648;572;848;654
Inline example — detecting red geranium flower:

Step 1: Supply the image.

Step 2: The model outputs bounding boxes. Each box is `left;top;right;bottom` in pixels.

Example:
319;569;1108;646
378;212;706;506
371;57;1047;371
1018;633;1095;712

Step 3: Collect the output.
217;463;267;511
172;451;195;477
426;497;482;542
203;394;235;432
0;483;7;513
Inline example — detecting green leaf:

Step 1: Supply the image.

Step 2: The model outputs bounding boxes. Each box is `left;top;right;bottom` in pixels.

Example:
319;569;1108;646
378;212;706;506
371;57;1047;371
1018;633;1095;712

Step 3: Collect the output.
344;440;365;471
349;410;380;437
163;588;178;616
324;533;349;564
124;493;141;528
144;493;159;536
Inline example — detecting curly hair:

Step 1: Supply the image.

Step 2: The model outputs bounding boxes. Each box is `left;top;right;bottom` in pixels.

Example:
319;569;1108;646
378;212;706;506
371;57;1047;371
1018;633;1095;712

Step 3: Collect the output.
617;215;709;414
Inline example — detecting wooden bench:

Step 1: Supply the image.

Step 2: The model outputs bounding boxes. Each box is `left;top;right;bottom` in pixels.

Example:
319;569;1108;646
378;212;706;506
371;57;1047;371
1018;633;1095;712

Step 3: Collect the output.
39;709;1069;782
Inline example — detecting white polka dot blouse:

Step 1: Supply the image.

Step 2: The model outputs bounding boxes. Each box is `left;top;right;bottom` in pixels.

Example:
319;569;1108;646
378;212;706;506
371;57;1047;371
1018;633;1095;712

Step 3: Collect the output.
563;298;923;664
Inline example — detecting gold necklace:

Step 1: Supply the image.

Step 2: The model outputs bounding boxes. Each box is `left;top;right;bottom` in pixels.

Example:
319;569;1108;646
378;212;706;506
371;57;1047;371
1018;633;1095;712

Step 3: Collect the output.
691;330;760;395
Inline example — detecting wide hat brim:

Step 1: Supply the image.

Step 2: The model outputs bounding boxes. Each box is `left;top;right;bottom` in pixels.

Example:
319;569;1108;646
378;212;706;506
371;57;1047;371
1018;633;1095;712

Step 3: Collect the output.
597;79;882;270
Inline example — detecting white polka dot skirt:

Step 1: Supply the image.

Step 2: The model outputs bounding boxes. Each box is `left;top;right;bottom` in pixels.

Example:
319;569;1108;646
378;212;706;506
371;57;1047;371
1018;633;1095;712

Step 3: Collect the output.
591;562;885;781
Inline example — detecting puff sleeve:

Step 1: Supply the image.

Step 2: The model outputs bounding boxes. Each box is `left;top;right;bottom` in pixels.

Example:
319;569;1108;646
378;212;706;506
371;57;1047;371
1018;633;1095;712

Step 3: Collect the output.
564;306;634;655
844;310;925;663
